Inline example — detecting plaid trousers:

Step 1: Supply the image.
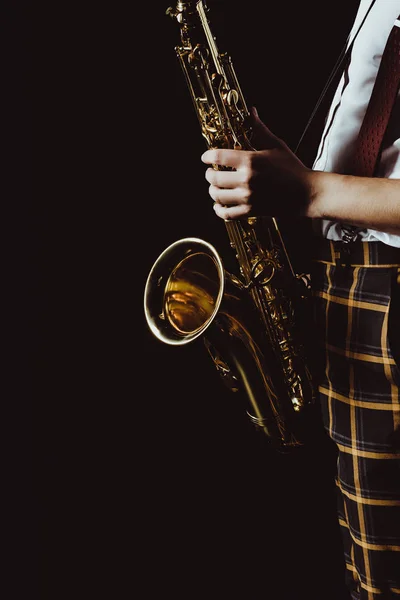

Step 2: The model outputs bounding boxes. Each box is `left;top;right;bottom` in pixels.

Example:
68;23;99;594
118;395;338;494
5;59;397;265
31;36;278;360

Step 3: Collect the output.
311;239;400;600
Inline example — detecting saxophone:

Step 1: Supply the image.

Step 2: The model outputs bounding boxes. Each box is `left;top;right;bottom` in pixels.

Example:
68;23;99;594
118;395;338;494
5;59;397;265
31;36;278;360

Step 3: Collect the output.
144;0;316;448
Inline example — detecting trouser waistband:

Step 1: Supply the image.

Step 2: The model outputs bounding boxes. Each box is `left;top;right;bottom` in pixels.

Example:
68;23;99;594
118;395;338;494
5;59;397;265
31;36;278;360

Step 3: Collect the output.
311;238;400;267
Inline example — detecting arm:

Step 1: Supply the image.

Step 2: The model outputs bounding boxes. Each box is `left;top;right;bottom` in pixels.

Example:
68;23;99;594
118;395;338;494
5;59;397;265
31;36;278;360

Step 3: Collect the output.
201;108;400;235
309;171;400;235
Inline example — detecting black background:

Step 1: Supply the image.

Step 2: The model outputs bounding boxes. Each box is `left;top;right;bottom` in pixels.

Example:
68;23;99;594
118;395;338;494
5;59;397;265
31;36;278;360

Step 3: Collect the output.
8;1;362;598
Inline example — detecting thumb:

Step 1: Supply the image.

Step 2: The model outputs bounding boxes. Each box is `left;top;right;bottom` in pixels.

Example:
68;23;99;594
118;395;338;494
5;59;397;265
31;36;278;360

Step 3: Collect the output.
249;106;280;150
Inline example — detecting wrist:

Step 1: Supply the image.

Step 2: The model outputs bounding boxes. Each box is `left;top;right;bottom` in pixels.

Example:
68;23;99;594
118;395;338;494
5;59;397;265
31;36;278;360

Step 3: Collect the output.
304;169;326;219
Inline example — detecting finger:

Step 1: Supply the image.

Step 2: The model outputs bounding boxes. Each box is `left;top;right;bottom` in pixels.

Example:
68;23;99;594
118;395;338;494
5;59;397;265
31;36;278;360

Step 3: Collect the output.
205;167;243;189
208;185;246;205
201;148;247;169
213;202;251;220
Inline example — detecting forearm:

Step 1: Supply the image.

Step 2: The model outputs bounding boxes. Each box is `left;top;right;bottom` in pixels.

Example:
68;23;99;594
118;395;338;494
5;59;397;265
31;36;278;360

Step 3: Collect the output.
307;171;400;235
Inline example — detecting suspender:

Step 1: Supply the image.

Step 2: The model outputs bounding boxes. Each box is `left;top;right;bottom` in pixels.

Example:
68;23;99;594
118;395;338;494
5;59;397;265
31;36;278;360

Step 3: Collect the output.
295;0;378;161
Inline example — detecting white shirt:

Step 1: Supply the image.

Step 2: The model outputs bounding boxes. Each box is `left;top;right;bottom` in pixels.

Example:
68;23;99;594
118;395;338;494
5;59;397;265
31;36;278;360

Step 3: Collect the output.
313;0;400;248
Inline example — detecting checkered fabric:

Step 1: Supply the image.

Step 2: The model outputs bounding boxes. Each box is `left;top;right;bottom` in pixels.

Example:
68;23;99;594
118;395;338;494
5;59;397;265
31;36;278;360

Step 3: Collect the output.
311;239;400;600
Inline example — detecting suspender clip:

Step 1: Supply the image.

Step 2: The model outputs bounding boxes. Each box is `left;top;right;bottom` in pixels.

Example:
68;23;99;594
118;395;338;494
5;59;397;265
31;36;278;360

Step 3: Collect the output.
337;225;360;267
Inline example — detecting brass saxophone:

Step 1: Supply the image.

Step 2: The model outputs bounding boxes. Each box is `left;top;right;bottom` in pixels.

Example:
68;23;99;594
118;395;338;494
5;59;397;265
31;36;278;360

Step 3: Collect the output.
144;0;316;448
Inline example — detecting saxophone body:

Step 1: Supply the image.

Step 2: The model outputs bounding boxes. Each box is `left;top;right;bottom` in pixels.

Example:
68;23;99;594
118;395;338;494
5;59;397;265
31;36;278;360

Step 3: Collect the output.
144;1;316;448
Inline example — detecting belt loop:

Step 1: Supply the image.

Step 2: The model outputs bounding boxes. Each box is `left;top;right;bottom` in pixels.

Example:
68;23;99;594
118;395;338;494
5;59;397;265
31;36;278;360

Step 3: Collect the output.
330;241;339;265
340;243;352;267
334;247;341;267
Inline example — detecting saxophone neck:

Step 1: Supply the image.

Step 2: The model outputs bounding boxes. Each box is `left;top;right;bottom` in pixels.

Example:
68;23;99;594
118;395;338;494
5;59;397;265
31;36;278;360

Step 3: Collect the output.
166;2;207;28
167;1;219;67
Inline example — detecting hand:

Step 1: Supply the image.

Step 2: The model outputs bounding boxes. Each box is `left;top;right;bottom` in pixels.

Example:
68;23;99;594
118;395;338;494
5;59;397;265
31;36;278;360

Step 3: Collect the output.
201;107;312;220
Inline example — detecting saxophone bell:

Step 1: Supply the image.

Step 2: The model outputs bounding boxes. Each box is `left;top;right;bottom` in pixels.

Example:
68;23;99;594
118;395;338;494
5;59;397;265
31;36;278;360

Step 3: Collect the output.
144;237;224;346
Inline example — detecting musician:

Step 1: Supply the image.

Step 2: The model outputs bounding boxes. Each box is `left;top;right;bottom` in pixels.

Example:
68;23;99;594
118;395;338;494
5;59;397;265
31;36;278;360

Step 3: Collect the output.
201;0;400;598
